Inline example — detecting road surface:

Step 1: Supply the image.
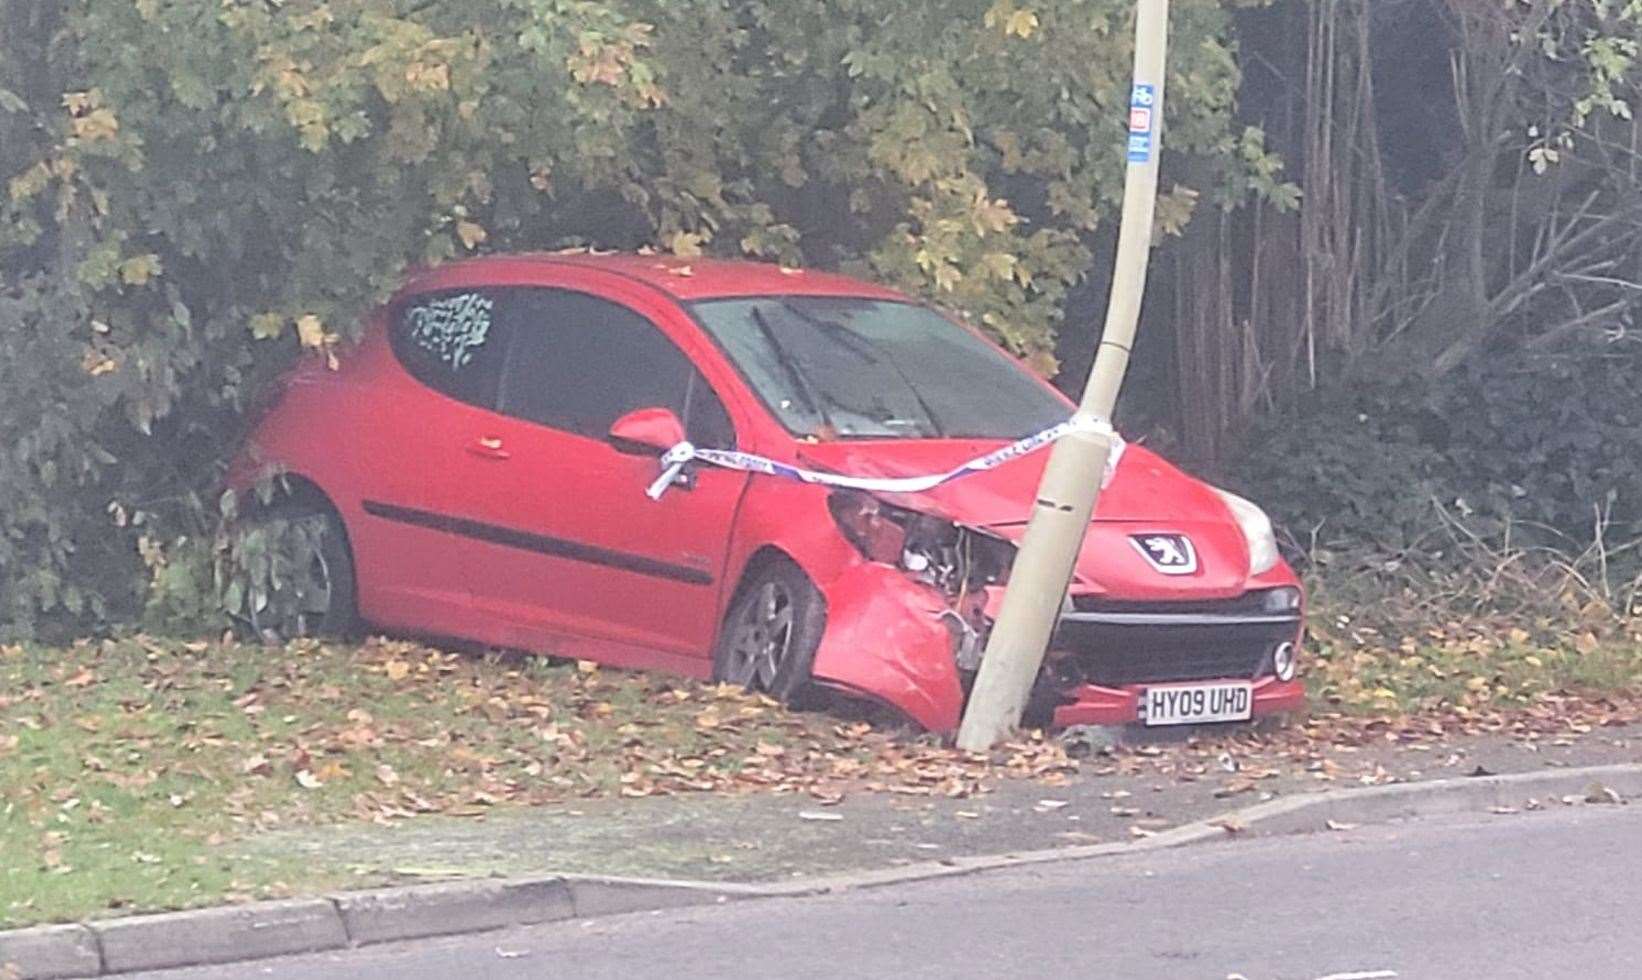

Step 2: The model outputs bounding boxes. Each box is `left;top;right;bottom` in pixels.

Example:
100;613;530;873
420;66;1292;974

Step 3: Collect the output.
139;804;1642;980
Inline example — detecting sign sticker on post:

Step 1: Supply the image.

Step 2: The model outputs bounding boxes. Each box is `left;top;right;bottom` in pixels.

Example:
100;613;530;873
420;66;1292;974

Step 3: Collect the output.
1128;83;1156;163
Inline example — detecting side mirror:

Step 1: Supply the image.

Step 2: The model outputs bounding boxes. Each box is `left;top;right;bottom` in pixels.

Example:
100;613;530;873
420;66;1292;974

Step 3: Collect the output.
608;406;687;455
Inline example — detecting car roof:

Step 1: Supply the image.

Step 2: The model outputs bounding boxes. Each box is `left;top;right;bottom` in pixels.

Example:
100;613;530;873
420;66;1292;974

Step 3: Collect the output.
402;252;908;304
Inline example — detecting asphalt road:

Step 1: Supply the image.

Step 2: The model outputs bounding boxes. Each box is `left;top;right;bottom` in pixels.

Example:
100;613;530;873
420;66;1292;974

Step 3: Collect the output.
141;805;1642;980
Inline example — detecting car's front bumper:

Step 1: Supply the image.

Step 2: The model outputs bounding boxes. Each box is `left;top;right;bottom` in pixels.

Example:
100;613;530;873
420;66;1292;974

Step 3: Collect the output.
811;560;1309;734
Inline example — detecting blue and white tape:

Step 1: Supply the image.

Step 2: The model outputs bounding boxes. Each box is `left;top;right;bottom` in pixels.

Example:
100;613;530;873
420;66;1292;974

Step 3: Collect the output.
648;416;1124;501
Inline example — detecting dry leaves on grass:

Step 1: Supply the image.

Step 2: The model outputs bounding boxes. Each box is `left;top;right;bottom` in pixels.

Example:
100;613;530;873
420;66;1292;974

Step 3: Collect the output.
5;632;1639;849
0;638;1088;845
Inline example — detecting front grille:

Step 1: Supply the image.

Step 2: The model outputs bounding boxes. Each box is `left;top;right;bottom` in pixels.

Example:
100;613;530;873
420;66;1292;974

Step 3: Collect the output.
1052;594;1299;687
1070;590;1290;617
1063;638;1270;686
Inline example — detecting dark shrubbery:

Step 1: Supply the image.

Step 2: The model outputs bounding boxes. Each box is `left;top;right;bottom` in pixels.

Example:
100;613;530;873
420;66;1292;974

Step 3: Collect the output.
1234;337;1642;595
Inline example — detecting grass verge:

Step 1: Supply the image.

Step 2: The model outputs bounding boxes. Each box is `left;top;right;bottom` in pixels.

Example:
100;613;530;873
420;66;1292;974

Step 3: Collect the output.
1;636;1069;928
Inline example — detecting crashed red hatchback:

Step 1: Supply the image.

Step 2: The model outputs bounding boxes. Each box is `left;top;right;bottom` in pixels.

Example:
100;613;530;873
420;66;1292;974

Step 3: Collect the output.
236;254;1305;732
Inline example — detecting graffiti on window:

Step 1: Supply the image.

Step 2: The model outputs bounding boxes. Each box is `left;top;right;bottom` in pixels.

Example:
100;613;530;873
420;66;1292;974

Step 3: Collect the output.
407;292;494;370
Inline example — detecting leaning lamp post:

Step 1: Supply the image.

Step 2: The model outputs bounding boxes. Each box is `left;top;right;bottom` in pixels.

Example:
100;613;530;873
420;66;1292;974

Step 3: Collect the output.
957;0;1171;751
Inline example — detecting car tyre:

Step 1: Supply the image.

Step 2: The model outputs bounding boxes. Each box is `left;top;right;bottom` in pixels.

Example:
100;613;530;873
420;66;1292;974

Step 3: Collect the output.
242;504;358;642
713;558;826;706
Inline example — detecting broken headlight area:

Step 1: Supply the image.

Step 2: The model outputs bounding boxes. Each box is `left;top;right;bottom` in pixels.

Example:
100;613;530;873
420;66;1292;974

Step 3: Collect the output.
827;489;1015;669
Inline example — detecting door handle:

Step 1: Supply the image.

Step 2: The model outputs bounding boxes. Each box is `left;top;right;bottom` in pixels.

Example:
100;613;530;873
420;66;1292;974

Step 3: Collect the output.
467;436;511;461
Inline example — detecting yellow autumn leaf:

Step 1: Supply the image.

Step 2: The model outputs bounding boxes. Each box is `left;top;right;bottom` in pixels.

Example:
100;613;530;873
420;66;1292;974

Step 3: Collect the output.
981;252;1019;281
295;314;327;350
71;107;120;142
1024;349;1060;378
970;194;1019;235
118;254;162;287
456;220;488;250
669;230;705;258
407;62;451;93
81;349;119;377
250;313;285;341
1006;9;1040;39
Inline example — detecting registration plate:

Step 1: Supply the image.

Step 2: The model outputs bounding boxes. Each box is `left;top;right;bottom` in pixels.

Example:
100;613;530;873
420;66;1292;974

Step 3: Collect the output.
1142;681;1254;727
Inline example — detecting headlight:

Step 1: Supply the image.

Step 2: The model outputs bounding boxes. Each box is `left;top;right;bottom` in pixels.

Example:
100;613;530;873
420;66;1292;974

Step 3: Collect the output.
1213;488;1280;576
827;490;1013;592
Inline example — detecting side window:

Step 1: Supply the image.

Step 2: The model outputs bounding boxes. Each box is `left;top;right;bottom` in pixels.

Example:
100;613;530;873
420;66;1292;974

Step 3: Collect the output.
389;290;512;409
497;289;735;449
683;372;736;450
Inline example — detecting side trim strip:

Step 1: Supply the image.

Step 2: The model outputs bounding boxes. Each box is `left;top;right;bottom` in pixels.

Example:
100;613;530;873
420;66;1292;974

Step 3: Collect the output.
361;501;714;587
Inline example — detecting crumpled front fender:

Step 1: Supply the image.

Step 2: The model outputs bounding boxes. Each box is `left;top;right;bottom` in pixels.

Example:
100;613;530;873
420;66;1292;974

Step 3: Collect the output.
809;562;965;733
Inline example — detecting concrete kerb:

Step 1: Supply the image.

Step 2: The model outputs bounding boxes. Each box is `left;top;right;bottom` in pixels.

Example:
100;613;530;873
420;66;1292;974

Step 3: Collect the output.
91;898;348;975
3;763;1638;978
0;924;101;980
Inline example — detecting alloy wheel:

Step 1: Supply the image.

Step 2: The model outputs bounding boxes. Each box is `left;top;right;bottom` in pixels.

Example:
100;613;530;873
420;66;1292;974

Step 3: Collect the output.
724;580;796;690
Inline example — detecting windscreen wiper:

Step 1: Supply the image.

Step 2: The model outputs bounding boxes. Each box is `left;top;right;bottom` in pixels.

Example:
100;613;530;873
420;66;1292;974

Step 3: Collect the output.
778;300;947;438
750;306;835;433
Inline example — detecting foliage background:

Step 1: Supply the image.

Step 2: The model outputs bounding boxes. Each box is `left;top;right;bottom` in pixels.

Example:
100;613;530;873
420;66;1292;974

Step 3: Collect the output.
2;0;1640;638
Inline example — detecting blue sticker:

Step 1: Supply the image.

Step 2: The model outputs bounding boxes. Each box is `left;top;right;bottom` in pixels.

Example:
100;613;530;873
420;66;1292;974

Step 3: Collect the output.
1128;84;1157;162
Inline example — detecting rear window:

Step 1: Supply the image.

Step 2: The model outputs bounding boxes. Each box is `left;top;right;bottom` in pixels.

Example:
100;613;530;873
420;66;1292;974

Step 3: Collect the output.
390;290;512;409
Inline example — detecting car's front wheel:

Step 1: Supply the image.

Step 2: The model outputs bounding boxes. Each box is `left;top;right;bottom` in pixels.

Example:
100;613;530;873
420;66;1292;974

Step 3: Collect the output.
713;558;825;705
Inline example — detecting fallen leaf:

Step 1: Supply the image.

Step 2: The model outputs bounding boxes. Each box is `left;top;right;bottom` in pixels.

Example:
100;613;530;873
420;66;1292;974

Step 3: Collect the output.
1585;783;1624;805
384;660;410;682
1056;831;1104;844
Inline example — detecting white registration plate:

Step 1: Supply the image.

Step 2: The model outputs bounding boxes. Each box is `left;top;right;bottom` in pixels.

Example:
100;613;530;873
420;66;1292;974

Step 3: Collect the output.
1142;681;1254;727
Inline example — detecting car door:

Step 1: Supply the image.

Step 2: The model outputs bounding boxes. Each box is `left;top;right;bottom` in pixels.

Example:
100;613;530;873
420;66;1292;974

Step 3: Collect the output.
447;285;750;666
346;290;517;638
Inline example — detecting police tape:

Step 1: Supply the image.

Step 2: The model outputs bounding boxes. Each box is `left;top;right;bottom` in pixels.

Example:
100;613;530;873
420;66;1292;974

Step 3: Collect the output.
647;415;1124;501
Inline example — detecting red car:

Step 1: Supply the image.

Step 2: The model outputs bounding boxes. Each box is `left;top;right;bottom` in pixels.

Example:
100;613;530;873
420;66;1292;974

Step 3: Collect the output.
235;254;1305;732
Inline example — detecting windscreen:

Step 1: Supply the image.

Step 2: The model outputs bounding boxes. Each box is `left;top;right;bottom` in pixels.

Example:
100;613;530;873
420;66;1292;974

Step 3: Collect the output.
690;297;1069;440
